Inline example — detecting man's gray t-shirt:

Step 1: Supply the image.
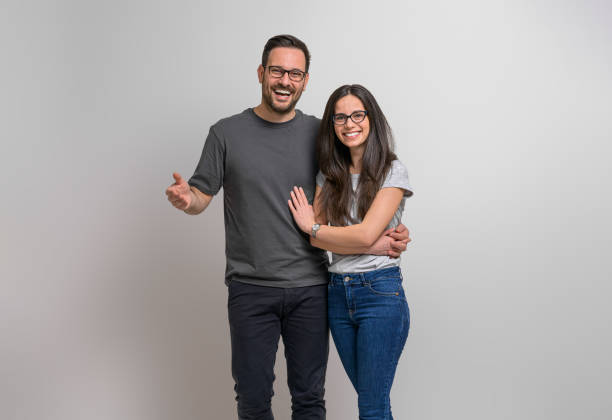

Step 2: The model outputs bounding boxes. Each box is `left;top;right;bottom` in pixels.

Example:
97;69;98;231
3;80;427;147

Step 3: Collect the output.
188;108;328;288
316;160;413;274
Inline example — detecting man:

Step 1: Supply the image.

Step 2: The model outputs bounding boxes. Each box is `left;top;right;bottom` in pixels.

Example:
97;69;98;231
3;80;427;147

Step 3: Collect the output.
166;35;410;420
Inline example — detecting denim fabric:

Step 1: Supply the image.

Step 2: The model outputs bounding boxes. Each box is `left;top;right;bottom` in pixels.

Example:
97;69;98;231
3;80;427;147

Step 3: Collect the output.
328;266;409;420
228;281;329;420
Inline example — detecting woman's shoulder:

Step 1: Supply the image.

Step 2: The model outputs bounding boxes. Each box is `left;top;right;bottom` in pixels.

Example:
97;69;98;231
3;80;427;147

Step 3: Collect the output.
383;159;413;197
386;159;410;181
389;159;409;174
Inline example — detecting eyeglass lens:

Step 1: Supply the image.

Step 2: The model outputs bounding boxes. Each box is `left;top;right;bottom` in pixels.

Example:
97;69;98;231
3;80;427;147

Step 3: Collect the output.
268;66;305;81
333;111;367;124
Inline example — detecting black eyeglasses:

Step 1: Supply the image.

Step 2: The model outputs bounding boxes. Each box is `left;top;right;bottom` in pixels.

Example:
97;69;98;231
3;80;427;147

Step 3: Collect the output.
332;110;368;125
264;65;307;82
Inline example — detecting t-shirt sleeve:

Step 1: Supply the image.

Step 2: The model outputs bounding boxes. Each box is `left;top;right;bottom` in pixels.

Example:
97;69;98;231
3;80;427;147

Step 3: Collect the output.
188;126;225;196
315;170;326;188
381;160;413;198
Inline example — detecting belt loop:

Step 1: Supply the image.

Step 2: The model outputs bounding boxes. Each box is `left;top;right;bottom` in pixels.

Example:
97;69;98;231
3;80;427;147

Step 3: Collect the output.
360;272;369;286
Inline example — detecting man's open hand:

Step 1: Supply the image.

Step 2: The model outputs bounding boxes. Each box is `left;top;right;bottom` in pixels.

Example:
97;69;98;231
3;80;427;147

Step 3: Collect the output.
166;172;193;211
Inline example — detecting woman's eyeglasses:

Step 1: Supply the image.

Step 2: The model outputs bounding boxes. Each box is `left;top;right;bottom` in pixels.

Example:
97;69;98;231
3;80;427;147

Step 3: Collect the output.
332;110;368;125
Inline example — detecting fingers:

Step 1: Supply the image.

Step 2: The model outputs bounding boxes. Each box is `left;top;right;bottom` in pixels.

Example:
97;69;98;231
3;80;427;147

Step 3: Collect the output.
290;190;300;208
288;199;297;214
290;186;310;208
390;239;408;252
389;228;410;241
167;172;190;198
166;173;192;210
294;187;304;206
165;186;176;199
388;231;401;240
388;250;401;258
298;186;308;206
166;185;182;199
168;195;188;210
173;172;185;184
166;184;190;208
389;223;410;240
291;186;308;207
167;173;186;199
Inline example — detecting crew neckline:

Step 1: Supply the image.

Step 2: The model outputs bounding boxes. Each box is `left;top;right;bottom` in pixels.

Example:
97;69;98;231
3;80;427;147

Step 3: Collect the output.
248;108;302;128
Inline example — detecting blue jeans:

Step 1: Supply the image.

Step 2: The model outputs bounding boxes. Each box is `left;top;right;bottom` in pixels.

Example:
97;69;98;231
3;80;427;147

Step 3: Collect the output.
328;266;409;420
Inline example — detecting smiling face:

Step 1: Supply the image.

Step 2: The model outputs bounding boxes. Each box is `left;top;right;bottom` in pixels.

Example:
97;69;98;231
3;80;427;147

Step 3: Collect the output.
333;94;370;153
258;47;309;115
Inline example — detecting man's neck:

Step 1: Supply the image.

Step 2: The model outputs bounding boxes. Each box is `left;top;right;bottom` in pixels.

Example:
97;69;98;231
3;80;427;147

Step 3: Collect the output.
253;103;296;123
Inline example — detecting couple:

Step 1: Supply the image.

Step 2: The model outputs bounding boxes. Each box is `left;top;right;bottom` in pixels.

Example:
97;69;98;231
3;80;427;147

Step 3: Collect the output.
166;34;413;420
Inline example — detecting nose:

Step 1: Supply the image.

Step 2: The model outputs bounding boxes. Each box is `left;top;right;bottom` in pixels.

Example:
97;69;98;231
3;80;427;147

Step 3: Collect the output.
344;117;357;128
279;72;292;85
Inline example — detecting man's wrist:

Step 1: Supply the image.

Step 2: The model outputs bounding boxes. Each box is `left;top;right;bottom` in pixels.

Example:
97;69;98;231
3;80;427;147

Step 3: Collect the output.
183;190;196;214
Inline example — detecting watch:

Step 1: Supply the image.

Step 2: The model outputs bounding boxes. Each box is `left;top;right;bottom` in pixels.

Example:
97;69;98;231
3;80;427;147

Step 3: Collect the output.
311;223;321;238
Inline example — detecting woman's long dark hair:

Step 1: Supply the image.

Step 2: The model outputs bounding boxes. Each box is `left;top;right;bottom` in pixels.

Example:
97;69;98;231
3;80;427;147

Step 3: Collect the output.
317;84;396;226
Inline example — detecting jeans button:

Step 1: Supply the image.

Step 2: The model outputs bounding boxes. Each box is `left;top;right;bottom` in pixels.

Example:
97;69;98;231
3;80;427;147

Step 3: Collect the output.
344;276;350;282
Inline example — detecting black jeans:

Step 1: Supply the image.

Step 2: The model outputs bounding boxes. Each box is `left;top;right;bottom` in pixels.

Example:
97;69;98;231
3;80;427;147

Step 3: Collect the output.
228;281;329;420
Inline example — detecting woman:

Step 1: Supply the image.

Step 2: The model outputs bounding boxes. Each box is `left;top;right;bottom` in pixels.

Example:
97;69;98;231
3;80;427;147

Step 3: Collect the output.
288;84;412;420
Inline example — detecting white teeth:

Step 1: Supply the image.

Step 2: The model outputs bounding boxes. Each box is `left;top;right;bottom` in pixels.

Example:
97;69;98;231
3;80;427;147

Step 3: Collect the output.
344;132;360;138
275;89;290;95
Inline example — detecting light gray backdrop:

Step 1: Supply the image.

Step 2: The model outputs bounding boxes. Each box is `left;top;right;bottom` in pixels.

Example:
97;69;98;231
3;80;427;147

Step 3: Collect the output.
2;0;611;419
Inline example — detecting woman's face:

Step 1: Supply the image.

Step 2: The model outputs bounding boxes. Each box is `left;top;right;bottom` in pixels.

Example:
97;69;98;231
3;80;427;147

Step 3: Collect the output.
333;94;370;153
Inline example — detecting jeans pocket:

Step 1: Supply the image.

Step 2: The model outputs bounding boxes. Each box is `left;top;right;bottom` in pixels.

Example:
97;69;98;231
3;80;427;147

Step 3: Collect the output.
367;278;402;296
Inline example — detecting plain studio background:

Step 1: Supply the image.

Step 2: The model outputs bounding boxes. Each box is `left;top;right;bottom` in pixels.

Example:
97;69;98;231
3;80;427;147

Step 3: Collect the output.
1;0;611;419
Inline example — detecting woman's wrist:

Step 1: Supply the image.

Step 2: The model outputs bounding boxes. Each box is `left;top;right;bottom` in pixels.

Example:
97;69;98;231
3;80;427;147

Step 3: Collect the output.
310;223;321;238
301;219;315;235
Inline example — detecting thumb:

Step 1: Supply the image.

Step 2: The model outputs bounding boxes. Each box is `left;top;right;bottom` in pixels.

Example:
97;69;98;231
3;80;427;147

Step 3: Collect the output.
172;172;185;184
383;227;394;236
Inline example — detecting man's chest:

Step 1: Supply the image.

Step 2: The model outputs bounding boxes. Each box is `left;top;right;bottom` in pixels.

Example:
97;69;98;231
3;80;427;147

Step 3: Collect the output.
224;131;318;189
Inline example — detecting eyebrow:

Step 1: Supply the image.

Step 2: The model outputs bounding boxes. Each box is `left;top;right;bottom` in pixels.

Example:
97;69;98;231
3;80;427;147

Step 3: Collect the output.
268;65;306;72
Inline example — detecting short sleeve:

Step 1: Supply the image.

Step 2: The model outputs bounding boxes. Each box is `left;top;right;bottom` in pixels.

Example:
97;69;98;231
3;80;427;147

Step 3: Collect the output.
315;170;326;188
381;160;413;198
188;126;225;196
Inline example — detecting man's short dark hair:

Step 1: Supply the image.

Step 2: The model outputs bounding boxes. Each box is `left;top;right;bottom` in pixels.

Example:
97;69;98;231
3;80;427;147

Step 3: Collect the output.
262;34;311;73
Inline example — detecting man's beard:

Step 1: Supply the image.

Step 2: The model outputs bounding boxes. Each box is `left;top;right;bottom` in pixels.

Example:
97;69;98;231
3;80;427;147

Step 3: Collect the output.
262;81;303;114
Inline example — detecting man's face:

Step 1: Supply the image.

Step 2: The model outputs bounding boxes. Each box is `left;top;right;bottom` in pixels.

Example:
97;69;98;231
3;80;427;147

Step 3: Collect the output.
258;47;309;115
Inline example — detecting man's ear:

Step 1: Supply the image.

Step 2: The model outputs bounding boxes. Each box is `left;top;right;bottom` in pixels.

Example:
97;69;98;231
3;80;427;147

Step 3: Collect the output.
302;72;309;91
257;65;264;83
